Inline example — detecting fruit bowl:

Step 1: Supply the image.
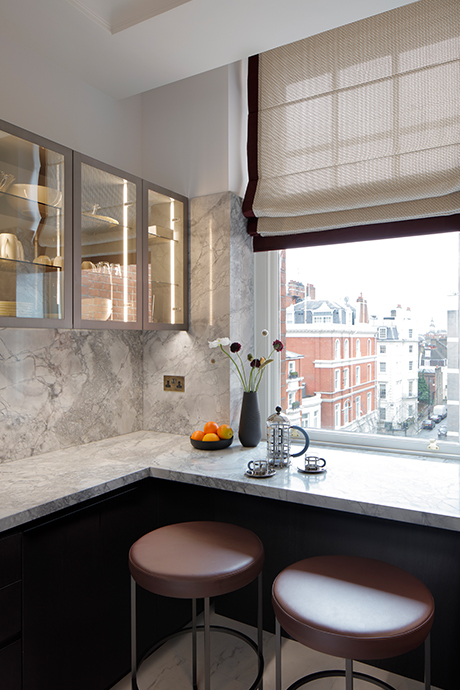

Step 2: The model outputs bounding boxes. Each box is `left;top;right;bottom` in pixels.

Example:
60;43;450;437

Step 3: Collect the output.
190;437;233;451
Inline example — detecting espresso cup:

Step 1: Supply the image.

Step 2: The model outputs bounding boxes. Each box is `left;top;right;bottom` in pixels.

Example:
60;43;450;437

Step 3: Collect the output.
303;456;326;471
248;459;269;476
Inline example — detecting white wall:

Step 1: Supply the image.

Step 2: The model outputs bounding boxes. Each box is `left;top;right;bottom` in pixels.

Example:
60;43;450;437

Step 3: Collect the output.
141;62;247;199
0;32;143;178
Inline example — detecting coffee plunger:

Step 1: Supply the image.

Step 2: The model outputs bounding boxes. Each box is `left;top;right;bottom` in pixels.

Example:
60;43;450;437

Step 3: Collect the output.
266;406;309;468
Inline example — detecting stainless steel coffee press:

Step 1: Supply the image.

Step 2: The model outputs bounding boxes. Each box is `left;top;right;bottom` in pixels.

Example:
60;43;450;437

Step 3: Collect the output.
266;406;309;468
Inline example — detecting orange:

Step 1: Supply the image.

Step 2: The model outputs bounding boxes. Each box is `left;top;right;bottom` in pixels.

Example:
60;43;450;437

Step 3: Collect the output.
191;430;205;441
202;432;220;442
217;424;233;440
203;421;219;435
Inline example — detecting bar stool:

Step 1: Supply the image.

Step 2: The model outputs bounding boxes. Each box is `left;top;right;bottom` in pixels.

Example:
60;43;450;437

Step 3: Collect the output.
272;555;434;690
129;521;265;690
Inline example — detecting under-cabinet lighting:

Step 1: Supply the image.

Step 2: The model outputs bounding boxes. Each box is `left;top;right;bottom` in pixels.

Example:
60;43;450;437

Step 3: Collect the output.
123;181;128;322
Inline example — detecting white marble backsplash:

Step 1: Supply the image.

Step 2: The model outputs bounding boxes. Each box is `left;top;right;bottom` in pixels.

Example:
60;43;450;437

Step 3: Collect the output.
143;192;253;436
0;192;252;462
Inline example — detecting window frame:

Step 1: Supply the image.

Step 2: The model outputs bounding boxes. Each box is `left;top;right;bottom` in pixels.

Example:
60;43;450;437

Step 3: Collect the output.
254;244;460;459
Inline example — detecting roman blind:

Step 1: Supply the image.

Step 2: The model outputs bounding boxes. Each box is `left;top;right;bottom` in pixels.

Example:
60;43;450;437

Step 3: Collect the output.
242;0;460;247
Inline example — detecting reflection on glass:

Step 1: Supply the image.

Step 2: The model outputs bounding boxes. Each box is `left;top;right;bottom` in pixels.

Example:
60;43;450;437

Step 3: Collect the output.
80;163;137;323
147;189;184;325
0;129;65;319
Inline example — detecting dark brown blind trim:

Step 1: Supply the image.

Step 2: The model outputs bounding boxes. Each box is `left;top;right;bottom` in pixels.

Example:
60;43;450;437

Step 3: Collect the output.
242;54;259;219
252;214;460;252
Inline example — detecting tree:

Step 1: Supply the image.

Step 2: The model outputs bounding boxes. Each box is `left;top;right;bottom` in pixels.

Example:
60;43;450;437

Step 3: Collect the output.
418;372;431;404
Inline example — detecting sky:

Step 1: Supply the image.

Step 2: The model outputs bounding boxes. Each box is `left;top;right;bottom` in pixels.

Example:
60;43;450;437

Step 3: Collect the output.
286;231;460;334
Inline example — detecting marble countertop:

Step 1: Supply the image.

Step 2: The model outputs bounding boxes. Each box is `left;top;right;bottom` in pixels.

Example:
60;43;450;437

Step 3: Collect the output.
1;430;460;534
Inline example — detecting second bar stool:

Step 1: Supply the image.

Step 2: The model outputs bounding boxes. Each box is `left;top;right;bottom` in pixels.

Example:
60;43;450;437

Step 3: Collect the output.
129;520;265;690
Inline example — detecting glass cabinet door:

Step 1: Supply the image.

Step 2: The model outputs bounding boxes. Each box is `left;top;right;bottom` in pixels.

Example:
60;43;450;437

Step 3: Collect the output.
143;182;187;329
0;120;72;326
74;154;142;329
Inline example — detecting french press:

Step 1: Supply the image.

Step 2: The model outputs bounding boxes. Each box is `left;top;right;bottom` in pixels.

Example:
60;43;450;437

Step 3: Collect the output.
266;406;310;468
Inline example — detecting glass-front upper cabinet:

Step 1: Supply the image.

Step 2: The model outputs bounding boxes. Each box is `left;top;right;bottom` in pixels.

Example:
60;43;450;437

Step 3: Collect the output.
73;154;142;329
143;181;187;330
0;120;72;327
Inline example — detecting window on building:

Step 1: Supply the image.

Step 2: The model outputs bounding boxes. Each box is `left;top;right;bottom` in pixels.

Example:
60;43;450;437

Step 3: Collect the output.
409;381;413;396
380;344;386;354
409;345;413;353
367;392;372;413
334;369;340;391
367;364;371;381
380;384;387;400
335;403;341;429
343;368;349;389
380;362;386;373
367;339;372;355
303;413;310;428
380;408;386;422
313;410;318;428
379;328;387;340
355;366;360;385
343;399;351;425
335;339;340;360
409;329;413;338
356;339;361;357
409;361;413;370
344;339;349;359
356;397;361;418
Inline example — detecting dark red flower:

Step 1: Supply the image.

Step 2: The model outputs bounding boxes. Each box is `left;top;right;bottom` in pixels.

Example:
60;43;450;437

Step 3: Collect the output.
230;342;242;353
250;358;261;368
273;339;284;352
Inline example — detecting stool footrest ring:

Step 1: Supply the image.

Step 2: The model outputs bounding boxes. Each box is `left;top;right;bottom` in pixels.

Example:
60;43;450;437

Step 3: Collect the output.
133;624;264;690
285;669;397;690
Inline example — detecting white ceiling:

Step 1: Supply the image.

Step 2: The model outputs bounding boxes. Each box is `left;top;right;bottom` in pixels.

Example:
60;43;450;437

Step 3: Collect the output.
0;0;416;100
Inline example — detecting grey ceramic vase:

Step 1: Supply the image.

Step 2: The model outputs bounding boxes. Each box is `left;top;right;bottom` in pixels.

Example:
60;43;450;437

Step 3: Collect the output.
238;391;262;447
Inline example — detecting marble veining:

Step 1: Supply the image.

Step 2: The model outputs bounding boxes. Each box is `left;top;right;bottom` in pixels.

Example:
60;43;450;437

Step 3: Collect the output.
2;429;460;534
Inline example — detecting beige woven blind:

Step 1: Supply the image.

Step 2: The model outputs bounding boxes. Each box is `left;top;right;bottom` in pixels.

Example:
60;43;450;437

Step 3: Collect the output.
244;0;460;238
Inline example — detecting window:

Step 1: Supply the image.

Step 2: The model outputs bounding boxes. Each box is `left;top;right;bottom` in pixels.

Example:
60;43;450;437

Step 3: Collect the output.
335;403;341;429
409;345;413;353
355;366;360;385
367;339;372;355
303;413;310;428
356;339;361;357
343;399;351;425
409;329;413;338
356;397;361;418
409;361;413;370
256;230;460;457
335;339;340;360
379;328;387;340
334;369;340;391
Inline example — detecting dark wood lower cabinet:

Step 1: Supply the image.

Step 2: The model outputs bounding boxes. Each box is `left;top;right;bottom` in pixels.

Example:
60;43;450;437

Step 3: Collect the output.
4;476;460;690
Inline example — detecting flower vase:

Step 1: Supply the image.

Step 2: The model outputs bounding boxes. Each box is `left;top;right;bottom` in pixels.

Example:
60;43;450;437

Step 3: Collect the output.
238;391;262;447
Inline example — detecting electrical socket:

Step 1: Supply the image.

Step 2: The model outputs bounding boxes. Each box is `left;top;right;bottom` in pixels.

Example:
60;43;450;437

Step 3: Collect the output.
163;375;185;392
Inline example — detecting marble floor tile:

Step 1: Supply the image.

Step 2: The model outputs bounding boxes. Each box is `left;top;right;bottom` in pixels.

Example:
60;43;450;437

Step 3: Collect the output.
112;614;441;690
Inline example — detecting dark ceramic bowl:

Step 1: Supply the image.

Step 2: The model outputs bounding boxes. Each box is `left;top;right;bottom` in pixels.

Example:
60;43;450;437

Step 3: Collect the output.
190;437;233;451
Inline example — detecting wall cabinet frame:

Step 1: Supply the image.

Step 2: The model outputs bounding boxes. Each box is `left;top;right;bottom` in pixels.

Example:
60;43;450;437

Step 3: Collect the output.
0;119;188;331
0;118;73;328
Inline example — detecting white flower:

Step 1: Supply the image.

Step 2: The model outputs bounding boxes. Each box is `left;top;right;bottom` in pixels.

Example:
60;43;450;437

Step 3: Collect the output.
262;329;269;337
208;337;231;348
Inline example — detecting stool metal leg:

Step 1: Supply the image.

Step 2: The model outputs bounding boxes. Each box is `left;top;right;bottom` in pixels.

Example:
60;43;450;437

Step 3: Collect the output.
276;618;282;690
204;597;211;690
131;576;138;690
192;599;198;690
258;572;263;690
425;634;431;690
346;659;353;690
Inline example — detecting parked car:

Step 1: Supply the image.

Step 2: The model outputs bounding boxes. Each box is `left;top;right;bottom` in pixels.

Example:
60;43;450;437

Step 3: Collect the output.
430;414;442;424
422;419;436;430
438;425;448;438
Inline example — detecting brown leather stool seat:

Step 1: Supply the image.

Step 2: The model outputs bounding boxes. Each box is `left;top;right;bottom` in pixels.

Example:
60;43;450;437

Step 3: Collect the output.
272;556;434;690
129;521;264;690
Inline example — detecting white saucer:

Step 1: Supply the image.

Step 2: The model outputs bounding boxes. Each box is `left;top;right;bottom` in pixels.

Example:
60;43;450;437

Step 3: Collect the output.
245;469;276;479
